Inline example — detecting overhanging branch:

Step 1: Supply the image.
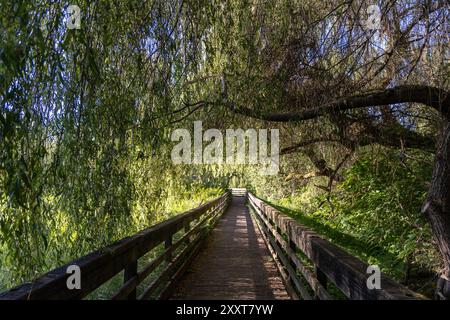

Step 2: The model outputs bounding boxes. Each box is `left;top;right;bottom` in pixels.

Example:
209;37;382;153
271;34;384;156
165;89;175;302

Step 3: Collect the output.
221;85;450;122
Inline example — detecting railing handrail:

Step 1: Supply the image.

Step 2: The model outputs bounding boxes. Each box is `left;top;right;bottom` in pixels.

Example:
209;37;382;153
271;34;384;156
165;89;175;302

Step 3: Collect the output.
0;191;231;300
0;189;426;300
247;191;426;300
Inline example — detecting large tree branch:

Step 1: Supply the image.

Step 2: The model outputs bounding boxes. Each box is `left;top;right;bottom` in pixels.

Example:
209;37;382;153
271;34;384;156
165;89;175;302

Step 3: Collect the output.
281;123;435;156
222;85;450;122
334;112;437;152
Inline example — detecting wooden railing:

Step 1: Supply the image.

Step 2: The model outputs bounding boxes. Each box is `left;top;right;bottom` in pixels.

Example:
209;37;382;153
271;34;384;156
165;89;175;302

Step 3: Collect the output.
230;188;247;197
247;192;425;300
0;192;230;300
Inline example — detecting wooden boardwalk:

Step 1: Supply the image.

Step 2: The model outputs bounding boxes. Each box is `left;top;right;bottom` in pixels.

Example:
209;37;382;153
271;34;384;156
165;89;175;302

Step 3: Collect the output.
0;190;423;300
171;195;290;300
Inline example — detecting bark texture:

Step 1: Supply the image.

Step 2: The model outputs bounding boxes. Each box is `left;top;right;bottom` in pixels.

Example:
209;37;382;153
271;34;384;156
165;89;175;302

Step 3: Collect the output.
422;122;450;299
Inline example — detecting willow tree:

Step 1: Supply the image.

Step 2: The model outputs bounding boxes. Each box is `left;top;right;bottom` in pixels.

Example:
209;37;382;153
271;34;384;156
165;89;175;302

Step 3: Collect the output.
178;0;450;297
0;0;219;284
1;0;450;298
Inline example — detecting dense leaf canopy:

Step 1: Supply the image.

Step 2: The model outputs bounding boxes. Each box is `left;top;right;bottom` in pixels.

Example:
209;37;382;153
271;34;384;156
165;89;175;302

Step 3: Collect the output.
0;0;449;295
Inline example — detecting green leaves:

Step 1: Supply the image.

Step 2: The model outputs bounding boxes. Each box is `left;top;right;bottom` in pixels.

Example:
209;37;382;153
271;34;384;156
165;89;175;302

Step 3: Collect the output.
272;148;438;289
317;150;437;276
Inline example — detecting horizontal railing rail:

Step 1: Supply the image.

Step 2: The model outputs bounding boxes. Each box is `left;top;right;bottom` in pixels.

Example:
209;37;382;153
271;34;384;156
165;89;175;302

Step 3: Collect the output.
247;192;426;300
230;188;247;197
0;191;231;300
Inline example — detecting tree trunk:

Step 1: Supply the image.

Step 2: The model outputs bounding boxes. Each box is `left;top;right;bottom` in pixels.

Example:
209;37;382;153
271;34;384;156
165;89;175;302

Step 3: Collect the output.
422;121;450;299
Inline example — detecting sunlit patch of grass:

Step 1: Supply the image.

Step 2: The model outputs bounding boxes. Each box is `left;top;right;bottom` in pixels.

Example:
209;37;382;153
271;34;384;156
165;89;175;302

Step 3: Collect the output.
0;187;225;295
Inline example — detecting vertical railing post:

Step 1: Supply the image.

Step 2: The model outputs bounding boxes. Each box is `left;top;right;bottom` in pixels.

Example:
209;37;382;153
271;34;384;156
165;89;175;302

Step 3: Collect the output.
165;235;173;262
185;221;191;245
288;239;297;268
210;202;219;225
316;266;328;290
124;260;138;300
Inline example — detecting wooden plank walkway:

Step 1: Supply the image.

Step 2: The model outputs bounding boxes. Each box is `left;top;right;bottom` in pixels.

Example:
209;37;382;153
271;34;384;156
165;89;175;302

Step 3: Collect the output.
170;195;290;300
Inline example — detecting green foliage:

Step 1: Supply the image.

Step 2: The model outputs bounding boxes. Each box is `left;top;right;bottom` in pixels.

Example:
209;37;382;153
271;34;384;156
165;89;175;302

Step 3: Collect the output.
324;150;436;270
274;149;439;284
0;0;445;297
0;0;224;290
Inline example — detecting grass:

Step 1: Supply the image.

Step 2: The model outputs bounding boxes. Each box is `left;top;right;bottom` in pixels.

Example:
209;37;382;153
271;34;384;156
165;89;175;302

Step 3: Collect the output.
267;200;405;274
256;198;435;298
0;188;225;298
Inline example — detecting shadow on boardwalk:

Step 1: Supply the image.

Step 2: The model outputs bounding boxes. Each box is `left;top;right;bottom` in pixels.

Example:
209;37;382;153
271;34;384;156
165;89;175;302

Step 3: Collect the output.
170;196;290;300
